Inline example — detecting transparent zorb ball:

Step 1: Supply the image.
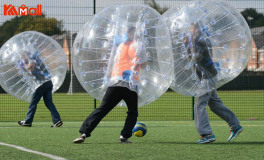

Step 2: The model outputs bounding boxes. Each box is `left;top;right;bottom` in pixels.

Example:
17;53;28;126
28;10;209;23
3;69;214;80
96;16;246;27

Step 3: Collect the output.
163;0;251;96
0;31;67;101
73;4;174;106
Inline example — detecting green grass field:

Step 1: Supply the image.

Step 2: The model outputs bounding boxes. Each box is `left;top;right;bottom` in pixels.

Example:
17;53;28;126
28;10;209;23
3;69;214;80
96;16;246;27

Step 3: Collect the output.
0;121;264;160
0;90;264;121
0;91;264;159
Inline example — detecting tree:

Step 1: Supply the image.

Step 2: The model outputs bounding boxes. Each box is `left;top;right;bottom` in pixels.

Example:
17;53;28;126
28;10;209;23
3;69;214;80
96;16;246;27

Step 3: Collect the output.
0;15;64;47
241;8;264;28
144;0;168;14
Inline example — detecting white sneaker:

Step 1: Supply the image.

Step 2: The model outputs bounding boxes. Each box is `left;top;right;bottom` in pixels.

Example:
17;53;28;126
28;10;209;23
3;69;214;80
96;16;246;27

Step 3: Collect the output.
17;121;32;127
119;135;131;143
73;134;86;143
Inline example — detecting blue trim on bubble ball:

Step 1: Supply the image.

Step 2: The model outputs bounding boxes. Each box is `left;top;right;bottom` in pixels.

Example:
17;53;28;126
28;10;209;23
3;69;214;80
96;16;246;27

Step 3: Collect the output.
122;70;132;81
205;59;213;66
113;35;122;46
214;62;221;72
113;34;128;46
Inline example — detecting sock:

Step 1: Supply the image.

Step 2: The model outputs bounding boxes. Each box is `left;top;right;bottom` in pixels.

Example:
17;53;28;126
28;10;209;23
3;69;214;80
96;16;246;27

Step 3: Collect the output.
81;133;86;139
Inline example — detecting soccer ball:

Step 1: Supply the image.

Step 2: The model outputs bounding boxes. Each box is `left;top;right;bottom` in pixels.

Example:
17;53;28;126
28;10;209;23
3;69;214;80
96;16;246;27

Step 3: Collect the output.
132;122;147;137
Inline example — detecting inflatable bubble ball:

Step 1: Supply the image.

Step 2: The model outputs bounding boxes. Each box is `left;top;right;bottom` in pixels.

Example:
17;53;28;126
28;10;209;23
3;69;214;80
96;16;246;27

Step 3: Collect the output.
73;4;174;106
0;31;67;101
162;0;252;96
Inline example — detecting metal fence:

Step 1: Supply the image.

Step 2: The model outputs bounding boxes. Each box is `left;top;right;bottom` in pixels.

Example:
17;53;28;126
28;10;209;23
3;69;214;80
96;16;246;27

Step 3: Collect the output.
0;0;264;122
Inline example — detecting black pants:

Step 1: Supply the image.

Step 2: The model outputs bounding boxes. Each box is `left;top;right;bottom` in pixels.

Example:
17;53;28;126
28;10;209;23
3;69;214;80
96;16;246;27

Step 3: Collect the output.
79;86;138;138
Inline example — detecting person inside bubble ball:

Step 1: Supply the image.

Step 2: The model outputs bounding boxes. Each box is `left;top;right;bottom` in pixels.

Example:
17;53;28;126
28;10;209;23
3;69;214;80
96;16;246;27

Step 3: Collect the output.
185;22;243;143
17;51;63;128
73;26;147;144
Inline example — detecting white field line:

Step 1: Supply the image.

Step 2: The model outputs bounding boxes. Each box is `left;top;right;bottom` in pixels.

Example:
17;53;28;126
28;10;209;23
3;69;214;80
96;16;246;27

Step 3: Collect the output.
0;142;68;160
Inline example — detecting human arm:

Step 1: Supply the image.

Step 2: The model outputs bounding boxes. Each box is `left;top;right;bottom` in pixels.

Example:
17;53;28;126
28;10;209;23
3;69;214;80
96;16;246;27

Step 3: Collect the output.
184;34;192;61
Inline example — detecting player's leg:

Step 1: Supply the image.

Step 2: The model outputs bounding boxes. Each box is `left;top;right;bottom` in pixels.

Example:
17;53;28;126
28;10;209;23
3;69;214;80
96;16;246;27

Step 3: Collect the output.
208;90;242;141
19;84;45;126
74;87;122;143
120;87;138;143
42;81;62;127
195;91;216;143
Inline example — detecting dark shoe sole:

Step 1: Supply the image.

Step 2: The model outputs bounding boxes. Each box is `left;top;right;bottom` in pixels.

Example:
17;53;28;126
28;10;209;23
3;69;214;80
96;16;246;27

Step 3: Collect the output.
73;138;85;143
17;121;32;127
51;121;63;127
119;139;132;143
197;138;216;144
119;141;132;144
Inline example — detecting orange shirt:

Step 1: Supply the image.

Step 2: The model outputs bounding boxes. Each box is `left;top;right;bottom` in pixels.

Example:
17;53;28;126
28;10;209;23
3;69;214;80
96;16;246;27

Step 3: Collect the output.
111;41;140;81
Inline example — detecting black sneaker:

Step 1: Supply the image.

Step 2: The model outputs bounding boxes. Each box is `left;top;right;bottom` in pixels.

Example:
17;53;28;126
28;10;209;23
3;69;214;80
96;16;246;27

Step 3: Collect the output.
119;135;131;143
73;134;86;143
51;120;63;127
18;121;32;127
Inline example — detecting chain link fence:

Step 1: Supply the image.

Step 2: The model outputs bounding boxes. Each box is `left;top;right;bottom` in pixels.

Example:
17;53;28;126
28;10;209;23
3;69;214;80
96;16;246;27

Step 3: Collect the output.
0;0;264;121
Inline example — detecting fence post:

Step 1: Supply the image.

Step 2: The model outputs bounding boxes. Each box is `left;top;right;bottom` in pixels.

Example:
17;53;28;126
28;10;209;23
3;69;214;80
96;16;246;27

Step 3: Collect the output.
93;0;96;14
192;96;195;120
93;0;97;110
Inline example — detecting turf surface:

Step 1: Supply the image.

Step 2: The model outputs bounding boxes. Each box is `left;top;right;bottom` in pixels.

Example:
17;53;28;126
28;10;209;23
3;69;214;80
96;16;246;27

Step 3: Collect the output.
0;121;264;160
